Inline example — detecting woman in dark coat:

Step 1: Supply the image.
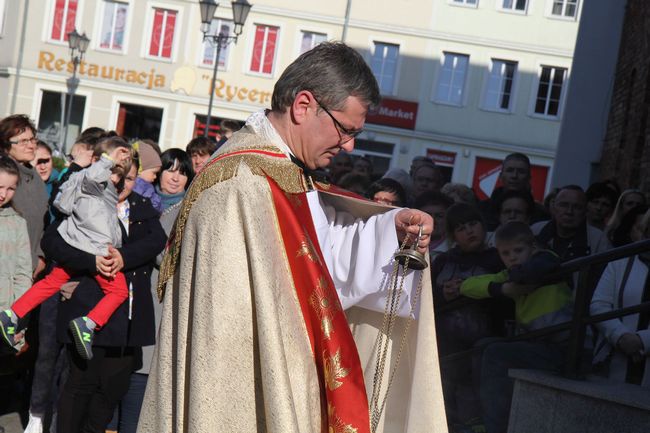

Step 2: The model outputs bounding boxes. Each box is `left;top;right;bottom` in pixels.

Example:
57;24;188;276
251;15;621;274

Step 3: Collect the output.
41;160;166;433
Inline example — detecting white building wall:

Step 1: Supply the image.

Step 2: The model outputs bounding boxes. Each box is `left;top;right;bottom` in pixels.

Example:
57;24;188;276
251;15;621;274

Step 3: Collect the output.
0;0;581;194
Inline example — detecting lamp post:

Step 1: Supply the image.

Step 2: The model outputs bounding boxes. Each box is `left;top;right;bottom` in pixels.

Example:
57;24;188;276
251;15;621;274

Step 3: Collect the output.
61;29;90;152
199;0;252;139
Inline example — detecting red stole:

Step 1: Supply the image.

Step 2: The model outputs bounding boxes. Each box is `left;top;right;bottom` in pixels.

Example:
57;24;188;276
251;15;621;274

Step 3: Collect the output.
269;178;370;433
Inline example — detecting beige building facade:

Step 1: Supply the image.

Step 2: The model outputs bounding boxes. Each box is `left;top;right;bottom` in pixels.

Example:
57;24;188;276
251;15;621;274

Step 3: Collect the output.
0;0;580;198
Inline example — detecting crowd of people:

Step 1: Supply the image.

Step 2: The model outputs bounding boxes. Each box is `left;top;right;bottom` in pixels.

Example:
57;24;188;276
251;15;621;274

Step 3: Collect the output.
346;151;649;433
0;110;648;433
0;115;206;433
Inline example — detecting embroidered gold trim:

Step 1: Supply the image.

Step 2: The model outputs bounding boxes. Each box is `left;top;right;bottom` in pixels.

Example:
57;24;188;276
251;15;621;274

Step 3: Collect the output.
157;141;308;299
328;403;358;433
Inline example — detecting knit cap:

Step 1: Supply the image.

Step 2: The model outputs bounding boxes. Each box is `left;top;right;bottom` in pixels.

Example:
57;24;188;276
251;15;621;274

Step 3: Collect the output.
133;140;162;173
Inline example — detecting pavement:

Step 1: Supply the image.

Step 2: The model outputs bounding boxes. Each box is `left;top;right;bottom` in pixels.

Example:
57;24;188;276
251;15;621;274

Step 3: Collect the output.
0;412;22;433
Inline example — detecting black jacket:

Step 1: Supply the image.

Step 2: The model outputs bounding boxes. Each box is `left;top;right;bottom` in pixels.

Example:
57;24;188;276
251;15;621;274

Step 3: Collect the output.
42;192;166;347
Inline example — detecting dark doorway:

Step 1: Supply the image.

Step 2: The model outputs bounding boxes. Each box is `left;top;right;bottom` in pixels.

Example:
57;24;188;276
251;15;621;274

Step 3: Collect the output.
116;103;163;142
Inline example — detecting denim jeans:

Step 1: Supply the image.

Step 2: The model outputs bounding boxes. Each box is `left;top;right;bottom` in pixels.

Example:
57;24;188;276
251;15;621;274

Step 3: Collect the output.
106;372;148;433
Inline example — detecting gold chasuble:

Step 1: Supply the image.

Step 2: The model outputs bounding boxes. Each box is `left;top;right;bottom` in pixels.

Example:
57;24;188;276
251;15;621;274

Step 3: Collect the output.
138;126;447;433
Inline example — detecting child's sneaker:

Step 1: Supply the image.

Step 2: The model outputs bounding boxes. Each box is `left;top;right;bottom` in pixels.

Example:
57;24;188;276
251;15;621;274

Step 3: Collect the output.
69;317;95;360
0;310;17;348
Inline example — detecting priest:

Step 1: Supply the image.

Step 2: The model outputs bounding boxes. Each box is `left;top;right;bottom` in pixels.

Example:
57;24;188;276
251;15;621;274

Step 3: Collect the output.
138;42;447;433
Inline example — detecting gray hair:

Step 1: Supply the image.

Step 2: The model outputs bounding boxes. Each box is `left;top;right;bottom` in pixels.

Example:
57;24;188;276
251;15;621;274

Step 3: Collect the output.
271;42;381;113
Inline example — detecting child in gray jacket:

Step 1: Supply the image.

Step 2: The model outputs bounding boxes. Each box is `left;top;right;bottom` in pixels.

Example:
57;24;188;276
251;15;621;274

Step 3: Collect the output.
0;137;132;361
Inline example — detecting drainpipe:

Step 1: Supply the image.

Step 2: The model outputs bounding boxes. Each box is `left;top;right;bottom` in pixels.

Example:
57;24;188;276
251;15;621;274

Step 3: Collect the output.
341;0;352;42
10;0;29;114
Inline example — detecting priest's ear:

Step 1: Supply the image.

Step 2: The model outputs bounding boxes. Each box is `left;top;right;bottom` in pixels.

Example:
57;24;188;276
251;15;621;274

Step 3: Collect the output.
290;90;316;125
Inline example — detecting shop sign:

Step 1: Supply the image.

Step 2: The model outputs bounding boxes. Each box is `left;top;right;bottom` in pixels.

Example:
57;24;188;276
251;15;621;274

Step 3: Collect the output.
426;149;456;167
366;97;418;130
38;51;166;90
472;156;549;202
37;51;272;105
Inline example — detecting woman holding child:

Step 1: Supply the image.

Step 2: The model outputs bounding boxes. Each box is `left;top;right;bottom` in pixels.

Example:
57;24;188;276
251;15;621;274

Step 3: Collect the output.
38;139;166;433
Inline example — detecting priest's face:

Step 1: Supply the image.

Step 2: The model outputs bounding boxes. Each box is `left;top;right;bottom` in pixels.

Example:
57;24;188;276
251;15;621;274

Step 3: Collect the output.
304;95;366;170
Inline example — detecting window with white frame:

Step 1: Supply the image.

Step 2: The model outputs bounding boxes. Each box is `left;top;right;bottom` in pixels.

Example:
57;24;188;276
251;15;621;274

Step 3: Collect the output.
0;0;6;35
534;65;567;117
99;1;128;51
483;59;517;111
435;52;469;106
501;0;527;12
200;18;233;68
299;31;327;54
249;24;279;75
50;0;79;43
370;42;399;95
551;0;578;18
451;0;478;5
148;7;177;59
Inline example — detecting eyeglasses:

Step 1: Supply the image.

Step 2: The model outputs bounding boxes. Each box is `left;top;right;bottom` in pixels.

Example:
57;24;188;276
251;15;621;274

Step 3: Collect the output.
9;137;37;147
313;96;363;143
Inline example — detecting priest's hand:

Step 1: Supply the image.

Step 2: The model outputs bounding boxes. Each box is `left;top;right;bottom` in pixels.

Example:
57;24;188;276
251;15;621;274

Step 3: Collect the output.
395;209;434;254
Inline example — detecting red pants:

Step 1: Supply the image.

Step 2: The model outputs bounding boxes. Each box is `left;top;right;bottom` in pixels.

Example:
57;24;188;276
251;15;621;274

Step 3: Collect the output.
12;266;128;328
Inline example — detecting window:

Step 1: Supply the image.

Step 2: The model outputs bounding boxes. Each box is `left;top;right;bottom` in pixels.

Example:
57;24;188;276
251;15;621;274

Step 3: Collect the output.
249;24;279;75
148;8;177;59
435;53;469;106
50;0;79;43
300;31;327;54
99;1;128;51
201;18;233;68
370;42;399;95
484;60;517;111
551;0;578;18
451;0;478;5
501;0;527;12
534;66;567;117
36;90;86;153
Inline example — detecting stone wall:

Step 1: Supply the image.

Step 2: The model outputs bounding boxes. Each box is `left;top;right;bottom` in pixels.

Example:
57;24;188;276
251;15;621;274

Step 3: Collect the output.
600;1;650;193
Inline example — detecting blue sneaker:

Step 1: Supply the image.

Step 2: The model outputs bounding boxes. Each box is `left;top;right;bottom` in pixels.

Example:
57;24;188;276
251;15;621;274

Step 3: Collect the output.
69;317;94;360
0;310;16;348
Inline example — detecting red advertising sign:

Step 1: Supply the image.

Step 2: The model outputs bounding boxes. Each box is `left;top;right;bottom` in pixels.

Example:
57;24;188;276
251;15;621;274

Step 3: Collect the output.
472;157;549;202
366;98;418;130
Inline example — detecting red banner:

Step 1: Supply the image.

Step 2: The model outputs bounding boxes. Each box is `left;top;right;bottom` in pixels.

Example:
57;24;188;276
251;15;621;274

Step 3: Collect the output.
472;156;549;202
366;98;418;130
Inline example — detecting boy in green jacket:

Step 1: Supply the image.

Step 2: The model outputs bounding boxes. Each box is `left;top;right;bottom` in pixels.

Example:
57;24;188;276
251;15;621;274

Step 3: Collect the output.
460;221;573;433
460;221;572;335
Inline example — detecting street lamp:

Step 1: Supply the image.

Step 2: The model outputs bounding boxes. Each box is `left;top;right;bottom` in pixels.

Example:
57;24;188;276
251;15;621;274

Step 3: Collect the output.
199;0;252;138
61;29;90;152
